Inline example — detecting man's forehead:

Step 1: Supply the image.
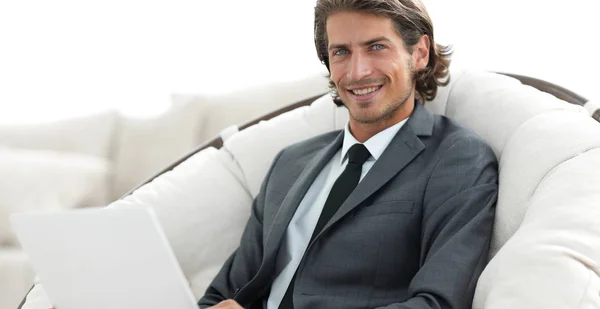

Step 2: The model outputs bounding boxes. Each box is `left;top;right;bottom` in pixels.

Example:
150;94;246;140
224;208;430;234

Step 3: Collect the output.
326;11;398;45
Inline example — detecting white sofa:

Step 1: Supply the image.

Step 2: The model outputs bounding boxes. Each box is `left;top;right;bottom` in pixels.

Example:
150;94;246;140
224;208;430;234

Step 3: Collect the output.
18;70;600;308
0;73;329;309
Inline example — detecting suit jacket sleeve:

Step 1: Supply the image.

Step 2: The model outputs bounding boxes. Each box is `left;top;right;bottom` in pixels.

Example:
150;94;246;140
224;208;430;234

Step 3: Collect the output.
198;150;285;308
376;136;499;309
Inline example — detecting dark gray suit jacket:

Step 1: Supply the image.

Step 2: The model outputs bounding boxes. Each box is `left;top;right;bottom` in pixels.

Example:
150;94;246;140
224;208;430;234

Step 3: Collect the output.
199;102;498;309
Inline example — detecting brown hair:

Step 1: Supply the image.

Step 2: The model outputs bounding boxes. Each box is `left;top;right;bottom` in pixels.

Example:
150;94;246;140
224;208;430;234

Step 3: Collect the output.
314;0;452;105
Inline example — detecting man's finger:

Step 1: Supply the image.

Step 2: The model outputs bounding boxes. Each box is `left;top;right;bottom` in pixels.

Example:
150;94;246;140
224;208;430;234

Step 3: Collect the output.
210;299;242;308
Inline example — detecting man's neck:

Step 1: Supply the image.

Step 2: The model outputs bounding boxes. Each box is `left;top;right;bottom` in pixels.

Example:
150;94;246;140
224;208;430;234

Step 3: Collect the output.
349;99;415;143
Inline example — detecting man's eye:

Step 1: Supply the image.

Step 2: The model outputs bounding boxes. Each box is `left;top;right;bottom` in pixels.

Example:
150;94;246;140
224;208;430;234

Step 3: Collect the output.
334;49;348;56
371;44;386;51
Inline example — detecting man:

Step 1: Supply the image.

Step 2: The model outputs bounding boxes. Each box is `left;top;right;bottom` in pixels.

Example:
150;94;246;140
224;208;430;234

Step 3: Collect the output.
201;0;498;308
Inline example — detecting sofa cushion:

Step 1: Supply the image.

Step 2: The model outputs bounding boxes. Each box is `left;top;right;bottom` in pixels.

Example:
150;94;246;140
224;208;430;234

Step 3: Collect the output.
0;111;117;160
473;144;600;308
172;71;330;144
0;248;35;309
110;99;207;200
111;147;252;297
223;94;348;198
490;111;600;256
440;71;587;158
0;147;111;245
22;279;52;309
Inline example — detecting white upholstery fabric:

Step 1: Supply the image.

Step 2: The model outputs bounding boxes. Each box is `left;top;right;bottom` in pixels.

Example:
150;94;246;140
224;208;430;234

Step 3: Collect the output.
110;71;329;201
224;95;348;198
0;112;117;160
0;249;35;309
110;100;207;200
0;111;117;308
491;112;600;256
219;125;239;142
474;147;600;308
584;99;600;116
420;71;458;116
0;147;111;245
437;71;587;158
172;71;330;143
110;147;252;297
21;279;51;309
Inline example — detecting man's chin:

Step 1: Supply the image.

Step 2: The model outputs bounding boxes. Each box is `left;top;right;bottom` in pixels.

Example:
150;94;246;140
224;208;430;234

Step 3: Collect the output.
349;111;384;124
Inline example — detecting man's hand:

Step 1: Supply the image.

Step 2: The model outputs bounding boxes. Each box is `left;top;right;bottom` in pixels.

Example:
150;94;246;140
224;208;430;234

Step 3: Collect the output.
208;299;243;308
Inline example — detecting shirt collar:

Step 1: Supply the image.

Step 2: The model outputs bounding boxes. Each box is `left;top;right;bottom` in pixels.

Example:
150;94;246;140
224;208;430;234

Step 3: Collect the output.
340;118;409;165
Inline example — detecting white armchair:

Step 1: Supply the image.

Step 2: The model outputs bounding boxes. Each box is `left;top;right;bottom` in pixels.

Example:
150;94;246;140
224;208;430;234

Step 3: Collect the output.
18;70;600;308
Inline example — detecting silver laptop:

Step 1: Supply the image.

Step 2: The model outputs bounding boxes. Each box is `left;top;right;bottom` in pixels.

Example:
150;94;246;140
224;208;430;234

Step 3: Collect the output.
10;206;199;309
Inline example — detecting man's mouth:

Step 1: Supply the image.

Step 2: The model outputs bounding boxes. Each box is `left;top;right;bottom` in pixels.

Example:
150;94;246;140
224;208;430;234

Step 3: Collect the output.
348;85;383;98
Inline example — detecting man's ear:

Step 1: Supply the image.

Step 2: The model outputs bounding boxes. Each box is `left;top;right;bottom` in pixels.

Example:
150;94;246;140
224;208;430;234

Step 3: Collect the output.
413;34;430;71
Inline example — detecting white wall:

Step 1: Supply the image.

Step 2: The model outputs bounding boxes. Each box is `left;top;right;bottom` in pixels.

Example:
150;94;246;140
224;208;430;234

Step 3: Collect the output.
0;0;321;123
428;0;600;101
0;0;598;124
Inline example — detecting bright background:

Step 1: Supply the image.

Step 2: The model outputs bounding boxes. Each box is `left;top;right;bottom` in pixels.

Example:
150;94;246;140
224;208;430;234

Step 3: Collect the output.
1;0;598;124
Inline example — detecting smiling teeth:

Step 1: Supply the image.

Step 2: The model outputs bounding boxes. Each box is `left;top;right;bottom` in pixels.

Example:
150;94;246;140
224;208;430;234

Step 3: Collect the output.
352;87;379;96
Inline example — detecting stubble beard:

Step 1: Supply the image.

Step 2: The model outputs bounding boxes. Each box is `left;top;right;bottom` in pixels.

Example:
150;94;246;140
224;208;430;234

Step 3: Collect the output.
345;62;416;125
350;82;414;124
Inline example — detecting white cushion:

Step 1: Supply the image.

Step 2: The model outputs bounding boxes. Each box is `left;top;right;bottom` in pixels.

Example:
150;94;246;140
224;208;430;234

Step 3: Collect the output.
173;71;330;143
490;112;600;256
584;99;600;117
439;71;588;158
110;99;207;200
474;147;600;308
422;70;461;116
224;94;348;197
22;279;52;309
0;248;35;309
0;147;111;245
0;111;117;160
111;147;252;297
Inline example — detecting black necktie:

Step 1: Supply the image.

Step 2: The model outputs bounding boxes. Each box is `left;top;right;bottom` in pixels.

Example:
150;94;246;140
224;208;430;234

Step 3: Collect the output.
279;143;371;309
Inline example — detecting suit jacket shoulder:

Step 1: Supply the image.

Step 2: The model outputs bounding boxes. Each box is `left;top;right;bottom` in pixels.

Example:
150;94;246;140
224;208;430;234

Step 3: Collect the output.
430;113;495;157
275;130;341;166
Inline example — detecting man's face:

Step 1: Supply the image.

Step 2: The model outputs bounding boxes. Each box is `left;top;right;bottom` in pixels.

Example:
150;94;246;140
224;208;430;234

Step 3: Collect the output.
326;11;417;125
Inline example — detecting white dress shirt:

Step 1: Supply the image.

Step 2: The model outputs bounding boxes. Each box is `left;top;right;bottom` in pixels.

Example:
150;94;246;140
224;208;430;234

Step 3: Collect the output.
266;118;408;308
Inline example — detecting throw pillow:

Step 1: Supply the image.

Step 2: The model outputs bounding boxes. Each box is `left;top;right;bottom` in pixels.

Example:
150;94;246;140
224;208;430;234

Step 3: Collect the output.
112;147;252;297
0;147;111;245
0;111;118;160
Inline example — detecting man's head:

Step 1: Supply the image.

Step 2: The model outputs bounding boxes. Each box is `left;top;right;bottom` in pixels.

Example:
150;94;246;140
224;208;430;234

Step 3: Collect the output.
314;0;451;125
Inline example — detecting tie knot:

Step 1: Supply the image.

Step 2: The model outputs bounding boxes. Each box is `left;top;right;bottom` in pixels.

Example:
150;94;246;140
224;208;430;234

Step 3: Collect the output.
347;143;371;165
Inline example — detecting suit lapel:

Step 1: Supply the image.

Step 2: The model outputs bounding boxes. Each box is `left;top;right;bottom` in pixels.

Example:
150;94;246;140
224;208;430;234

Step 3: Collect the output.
311;102;435;243
262;131;344;260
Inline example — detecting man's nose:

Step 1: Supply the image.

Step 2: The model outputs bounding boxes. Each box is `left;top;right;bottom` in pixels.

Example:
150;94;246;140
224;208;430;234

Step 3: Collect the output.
347;53;373;81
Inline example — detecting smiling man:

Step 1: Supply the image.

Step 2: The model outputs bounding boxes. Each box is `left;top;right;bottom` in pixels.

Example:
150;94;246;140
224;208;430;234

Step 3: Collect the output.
199;1;498;308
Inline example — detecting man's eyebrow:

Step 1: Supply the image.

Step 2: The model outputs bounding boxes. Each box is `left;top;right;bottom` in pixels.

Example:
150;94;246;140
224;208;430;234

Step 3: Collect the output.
328;36;391;51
